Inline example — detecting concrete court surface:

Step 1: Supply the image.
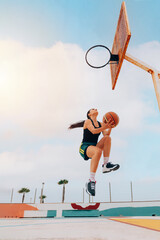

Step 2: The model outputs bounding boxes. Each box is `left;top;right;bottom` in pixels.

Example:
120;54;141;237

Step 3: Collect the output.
0;217;160;240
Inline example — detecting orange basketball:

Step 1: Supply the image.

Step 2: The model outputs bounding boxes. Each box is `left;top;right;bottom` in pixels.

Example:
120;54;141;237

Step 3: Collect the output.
103;112;119;128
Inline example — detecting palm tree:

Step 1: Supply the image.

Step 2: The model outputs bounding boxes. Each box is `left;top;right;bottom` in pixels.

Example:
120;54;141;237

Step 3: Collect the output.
39;195;47;203
18;188;30;203
58;179;68;203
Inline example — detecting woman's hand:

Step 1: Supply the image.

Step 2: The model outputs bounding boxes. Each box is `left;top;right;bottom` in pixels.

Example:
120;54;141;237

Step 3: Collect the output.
103;118;115;128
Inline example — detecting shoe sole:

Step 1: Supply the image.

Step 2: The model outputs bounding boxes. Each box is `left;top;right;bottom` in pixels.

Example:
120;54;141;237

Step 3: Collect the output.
103;165;120;173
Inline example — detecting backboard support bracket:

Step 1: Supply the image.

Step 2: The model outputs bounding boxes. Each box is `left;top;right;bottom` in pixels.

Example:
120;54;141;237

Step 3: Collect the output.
125;53;160;111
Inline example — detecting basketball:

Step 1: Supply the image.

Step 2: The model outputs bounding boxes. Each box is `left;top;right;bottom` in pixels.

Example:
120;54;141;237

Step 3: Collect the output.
103;112;119;128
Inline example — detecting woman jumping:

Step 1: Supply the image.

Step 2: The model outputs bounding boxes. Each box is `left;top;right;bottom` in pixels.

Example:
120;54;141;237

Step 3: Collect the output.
69;108;120;196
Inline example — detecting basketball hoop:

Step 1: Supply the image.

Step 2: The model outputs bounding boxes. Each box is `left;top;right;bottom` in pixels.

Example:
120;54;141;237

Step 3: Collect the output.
85;45;119;69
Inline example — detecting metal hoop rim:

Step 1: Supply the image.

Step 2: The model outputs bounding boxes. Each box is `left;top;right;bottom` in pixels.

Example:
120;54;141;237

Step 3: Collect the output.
85;45;111;69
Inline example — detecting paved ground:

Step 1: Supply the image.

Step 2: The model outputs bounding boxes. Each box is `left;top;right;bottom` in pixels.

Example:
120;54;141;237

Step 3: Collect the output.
0;217;160;240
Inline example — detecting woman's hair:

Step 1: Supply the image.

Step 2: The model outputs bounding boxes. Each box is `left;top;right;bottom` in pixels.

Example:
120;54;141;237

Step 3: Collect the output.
68;110;91;129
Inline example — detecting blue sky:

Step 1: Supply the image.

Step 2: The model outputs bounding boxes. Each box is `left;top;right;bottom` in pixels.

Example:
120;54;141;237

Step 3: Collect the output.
0;0;160;204
0;0;160;49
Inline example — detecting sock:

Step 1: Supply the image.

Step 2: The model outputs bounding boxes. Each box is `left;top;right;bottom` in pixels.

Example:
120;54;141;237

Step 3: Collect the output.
104;157;109;165
90;172;96;182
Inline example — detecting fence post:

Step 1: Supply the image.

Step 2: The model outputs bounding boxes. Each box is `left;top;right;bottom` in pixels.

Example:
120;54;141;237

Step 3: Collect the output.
83;188;85;203
10;188;14;203
130;181;133;202
34;188;37;204
109;182;112;202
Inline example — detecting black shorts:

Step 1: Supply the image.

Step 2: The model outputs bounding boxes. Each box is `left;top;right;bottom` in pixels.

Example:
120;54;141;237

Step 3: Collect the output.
79;142;97;160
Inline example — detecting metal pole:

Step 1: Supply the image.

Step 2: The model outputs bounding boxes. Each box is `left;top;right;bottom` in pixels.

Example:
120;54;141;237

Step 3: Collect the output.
152;71;160;111
130;181;133;202
10;188;14;203
83;188;84;203
125;53;160;112
40;182;45;204
109;182;112;202
125;53;154;73
34;188;37;204
40;189;42;203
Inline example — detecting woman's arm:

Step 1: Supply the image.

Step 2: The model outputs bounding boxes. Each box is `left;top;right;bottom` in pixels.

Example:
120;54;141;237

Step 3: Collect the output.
84;119;114;134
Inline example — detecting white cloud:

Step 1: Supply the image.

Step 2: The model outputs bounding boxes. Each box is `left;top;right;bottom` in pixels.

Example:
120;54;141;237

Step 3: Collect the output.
0;40;159;139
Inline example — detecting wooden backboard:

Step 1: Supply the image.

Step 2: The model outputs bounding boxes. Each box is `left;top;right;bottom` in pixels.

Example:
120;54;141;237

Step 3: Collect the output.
110;1;131;89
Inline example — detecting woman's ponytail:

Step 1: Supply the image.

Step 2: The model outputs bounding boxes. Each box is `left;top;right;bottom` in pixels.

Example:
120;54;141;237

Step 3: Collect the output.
68;120;85;129
68;109;91;130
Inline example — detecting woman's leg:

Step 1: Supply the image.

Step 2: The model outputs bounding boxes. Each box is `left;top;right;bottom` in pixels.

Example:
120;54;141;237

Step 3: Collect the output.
85;145;102;196
86;146;102;173
96;135;111;158
97;136;120;173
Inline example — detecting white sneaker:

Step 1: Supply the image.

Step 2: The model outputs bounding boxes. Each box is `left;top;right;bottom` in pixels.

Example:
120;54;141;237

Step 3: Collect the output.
102;162;120;173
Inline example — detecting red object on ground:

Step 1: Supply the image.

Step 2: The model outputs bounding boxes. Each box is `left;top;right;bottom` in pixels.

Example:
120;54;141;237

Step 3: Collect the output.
71;203;100;210
0;204;38;218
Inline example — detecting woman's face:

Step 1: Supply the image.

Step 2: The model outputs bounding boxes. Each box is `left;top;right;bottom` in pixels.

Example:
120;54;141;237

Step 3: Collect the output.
88;108;98;117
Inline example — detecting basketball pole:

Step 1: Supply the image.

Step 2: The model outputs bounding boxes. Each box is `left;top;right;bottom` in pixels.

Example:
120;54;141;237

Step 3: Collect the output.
152;71;160;111
124;53;160;111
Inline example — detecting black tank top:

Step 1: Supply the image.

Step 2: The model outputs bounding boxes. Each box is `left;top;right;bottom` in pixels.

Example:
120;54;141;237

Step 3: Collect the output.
82;119;101;144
